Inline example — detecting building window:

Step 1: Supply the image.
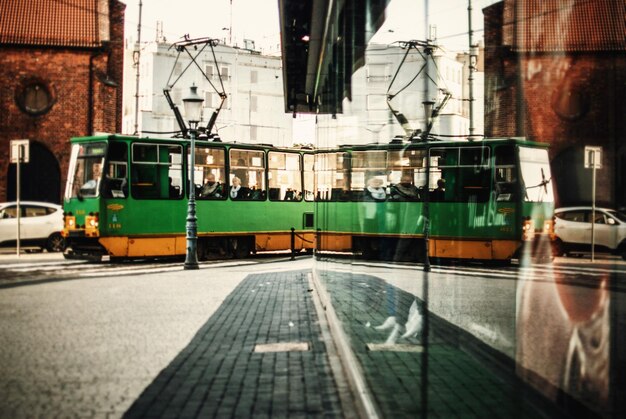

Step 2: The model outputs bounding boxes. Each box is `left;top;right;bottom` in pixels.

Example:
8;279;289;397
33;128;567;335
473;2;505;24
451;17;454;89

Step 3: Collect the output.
250;95;258;112
366;94;387;110
551;79;589;121
205;64;214;77
366;64;389;81
15;79;55;116
251;70;258;84
204;92;213;108
221;66;230;79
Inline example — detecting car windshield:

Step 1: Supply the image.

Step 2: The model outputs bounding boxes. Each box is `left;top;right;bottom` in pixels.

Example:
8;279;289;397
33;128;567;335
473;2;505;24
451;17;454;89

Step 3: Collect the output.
607;210;626;223
65;142;107;199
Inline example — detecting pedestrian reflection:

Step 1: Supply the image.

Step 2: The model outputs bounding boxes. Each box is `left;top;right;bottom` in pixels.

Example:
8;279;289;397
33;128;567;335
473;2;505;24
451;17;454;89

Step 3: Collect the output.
559;275;609;407
518;267;610;413
373;299;423;344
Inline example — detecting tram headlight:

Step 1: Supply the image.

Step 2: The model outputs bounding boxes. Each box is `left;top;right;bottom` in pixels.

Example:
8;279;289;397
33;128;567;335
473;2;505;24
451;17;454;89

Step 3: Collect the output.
65;215;76;229
85;212;100;237
522;218;535;241
543;219;555;238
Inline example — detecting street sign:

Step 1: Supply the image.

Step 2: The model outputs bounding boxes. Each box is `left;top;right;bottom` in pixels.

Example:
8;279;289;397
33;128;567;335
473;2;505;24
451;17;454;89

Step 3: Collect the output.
584;146;602;262
10;139;30;163
10;139;30;257
584;146;602;169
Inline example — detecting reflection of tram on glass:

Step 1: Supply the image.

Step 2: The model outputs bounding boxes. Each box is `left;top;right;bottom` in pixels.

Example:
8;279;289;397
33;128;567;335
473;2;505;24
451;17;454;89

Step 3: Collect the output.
62;134;316;261
314;137;555;262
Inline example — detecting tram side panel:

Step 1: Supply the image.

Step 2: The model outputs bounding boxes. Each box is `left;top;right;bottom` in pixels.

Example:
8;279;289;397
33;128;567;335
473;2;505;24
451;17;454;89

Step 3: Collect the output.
195;199;315;253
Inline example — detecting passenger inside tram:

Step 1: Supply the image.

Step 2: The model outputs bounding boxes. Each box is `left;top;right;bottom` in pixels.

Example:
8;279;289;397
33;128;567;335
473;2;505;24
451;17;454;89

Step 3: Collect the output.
199;173;223;199
431;178;446;201
229;176;248;200
390;174;420;201
364;177;388;202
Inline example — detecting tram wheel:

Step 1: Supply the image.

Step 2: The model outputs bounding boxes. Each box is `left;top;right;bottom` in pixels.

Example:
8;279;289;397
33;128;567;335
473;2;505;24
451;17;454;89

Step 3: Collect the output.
197;241;209;261
230;238;250;259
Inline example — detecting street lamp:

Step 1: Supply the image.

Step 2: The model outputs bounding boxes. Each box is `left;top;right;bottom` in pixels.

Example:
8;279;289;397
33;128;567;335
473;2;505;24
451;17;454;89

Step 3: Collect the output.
182;84;204;269
421;99;434;272
421;100;435;140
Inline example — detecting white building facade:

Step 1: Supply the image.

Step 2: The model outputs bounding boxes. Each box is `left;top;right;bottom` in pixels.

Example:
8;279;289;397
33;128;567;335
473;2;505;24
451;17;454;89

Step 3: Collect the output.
316;43;485;148
123;40;294;147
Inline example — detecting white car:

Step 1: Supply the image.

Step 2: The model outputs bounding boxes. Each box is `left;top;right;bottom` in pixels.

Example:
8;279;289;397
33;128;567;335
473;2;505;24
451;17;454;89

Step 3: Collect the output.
553;206;626;260
0;201;66;252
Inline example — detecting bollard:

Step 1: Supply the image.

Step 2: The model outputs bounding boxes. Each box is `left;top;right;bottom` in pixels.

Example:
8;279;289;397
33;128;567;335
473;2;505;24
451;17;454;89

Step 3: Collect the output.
290;227;296;260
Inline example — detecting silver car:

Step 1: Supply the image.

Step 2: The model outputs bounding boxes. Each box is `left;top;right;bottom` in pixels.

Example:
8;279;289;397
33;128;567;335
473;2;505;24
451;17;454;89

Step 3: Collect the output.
553;206;626;260
0;201;66;252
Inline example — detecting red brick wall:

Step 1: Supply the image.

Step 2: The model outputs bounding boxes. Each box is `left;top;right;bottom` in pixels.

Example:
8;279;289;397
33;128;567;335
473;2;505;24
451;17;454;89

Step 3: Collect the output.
0;0;125;203
483;2;626;208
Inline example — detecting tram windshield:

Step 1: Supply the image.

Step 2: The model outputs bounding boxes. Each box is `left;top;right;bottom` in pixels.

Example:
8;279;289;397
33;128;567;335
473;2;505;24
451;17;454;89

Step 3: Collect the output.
519;147;554;202
65;142;106;200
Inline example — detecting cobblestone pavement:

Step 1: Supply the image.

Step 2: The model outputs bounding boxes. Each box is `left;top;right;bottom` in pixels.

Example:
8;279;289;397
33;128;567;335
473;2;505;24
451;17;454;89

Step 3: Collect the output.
124;270;344;418
0;257;320;418
2;254;624;418
317;270;564;419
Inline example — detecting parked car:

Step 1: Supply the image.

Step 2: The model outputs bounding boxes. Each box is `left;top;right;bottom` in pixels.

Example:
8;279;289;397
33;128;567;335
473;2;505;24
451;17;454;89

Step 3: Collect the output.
0;201;65;252
553;206;626;260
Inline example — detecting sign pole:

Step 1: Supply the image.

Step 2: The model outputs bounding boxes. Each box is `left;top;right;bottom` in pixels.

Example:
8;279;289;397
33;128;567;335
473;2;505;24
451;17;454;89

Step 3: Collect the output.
16;145;22;257
11;140;29;257
584;146;601;262
591;150;596;262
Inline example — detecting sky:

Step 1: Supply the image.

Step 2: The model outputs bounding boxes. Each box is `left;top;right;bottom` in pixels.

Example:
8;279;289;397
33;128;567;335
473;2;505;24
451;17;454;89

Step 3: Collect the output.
122;0;500;53
122;0;281;52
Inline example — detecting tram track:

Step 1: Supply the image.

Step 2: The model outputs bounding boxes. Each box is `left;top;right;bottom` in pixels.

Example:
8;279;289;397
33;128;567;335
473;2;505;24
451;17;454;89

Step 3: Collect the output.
316;256;626;292
0;253;311;288
2;252;624;291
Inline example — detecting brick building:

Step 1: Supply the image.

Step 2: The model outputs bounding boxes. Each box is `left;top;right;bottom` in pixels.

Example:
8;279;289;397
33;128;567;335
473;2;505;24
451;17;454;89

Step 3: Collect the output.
483;0;626;209
0;0;125;204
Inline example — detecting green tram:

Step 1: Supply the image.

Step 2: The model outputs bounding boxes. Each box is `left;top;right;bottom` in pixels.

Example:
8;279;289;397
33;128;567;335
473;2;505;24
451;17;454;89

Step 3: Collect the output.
314;137;555;262
62;135;554;263
62;134;316;261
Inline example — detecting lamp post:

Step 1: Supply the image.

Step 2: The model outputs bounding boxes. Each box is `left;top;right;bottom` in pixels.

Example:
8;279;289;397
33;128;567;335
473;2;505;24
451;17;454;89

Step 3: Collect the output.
421;100;434;140
182;84;204;269
422;100;434;272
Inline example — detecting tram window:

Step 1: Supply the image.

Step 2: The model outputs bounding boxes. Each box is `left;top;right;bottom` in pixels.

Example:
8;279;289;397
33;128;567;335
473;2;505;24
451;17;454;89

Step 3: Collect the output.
315;152;350;201
131;143;183;200
495;145;518;202
194;147;226;200
229;149;266;200
269;152;302;201
102;142;128;199
350;150;388;201
431;148;458;167
303;154;315;201
388;149;425;201
460;147;490;167
519;147;554;202
66;142;106;199
428;147;491;203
